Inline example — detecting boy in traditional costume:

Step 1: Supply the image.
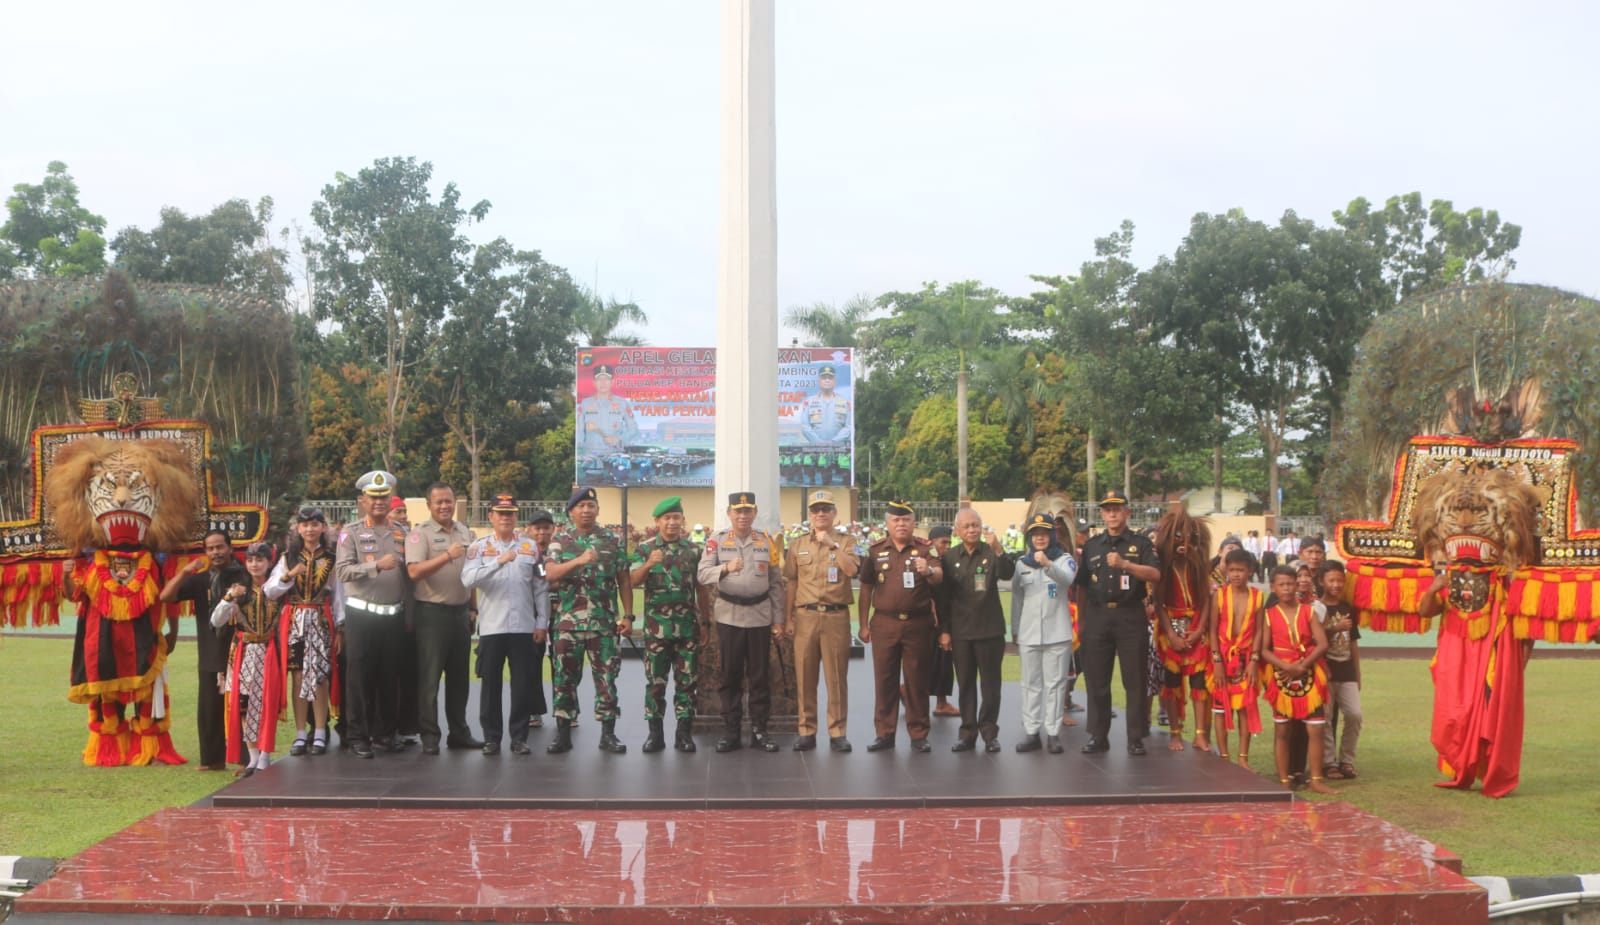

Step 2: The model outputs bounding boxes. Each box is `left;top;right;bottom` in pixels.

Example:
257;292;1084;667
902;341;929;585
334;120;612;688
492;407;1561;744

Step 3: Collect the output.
1208;548;1262;767
1259;566;1336;794
212;543;286;776
265;507;342;758
1152;508;1214;752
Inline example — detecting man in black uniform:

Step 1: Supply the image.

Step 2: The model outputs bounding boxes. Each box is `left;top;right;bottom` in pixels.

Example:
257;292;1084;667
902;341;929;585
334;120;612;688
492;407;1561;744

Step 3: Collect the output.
1073;489;1161;755
158;529;246;772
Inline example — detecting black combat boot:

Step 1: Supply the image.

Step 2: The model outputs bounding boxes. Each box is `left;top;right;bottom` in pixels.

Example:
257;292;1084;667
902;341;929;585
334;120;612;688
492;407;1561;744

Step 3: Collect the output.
675;718;697;753
642;718;666;753
546;717;573;754
599;719;627;753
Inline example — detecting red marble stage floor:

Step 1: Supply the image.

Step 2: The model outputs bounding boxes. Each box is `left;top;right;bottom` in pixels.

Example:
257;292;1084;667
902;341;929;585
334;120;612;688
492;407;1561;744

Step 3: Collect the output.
19;802;1482;923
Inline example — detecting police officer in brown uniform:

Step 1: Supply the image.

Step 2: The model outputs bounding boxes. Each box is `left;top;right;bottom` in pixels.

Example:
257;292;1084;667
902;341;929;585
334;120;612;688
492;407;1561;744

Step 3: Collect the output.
335;470;412;759
404;481;483;755
697;491;787;752
858;500;944;753
784;489;859;753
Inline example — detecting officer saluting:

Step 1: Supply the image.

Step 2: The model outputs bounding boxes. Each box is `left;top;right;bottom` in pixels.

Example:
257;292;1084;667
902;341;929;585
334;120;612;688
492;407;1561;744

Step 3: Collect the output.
1073;489;1162;756
335;470;412;759
697;491;787;752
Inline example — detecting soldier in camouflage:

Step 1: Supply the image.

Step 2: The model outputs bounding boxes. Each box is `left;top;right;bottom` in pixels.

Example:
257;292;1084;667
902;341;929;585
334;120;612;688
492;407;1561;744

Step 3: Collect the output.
628;496;702;753
544;486;634;754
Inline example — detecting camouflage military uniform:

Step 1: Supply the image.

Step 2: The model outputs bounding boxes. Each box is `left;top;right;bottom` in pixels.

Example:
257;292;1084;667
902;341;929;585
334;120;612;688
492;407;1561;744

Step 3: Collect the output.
549;525;625;722
631;535;702;721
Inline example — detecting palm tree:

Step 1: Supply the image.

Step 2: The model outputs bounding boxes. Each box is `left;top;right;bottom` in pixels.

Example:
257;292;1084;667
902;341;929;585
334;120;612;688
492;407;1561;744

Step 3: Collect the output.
573;286;647;346
892;281;1007;500
782;294;874;348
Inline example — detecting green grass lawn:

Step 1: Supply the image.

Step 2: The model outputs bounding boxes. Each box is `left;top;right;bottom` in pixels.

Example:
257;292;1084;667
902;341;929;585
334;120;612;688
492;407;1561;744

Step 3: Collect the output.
4;633;1598;876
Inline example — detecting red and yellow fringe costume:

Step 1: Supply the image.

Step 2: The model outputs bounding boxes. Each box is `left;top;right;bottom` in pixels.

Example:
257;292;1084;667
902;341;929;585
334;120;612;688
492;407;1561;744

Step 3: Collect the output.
1209;584;1263;734
1262;601;1327;720
67;550;186;767
1156;562;1213;687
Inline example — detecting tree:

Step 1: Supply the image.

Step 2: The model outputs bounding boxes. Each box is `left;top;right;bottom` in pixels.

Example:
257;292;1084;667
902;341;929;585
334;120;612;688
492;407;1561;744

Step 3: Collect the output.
782;293;874;348
572;287;647;346
434;239;579;507
1;161;107;279
305;157;489;475
876;281;1010;499
1334;192;1521;302
111;197;291;302
885;395;1017;501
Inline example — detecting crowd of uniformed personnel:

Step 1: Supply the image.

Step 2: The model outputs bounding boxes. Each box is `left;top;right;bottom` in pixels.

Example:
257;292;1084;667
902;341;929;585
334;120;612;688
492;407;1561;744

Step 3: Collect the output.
170;471;1356;781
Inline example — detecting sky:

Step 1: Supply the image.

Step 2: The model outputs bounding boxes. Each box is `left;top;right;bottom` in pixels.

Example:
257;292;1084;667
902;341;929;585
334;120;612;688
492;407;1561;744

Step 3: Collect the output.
3;1;1597;347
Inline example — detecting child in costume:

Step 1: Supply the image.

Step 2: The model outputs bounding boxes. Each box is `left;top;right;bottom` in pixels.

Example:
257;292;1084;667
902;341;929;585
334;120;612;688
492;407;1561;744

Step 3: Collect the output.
264;507;343;757
1259;565;1335;794
1208;548;1262;767
212;542;286;776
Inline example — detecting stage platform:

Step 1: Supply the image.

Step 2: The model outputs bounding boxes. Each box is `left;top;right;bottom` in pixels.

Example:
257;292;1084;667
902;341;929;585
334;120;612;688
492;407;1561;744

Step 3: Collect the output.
17;802;1481;923
16;660;1485;922
210;659;1286;810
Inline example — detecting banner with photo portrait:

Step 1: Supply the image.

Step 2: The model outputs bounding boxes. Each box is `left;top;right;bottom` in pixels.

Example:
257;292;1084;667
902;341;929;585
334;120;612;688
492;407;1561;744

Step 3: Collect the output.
574;346;853;488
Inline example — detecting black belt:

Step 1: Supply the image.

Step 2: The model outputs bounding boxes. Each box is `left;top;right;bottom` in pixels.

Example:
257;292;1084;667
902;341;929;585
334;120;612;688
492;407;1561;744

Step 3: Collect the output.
1088;600;1140;610
718;589;771;607
800;603;849;612
875;610;931;621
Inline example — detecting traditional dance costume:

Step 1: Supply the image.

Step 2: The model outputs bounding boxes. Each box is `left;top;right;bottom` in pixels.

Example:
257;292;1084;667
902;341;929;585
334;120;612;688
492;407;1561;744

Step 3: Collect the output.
1155;560;1213;726
212;585;286;763
265;548;342;706
1262;601;1328;722
1209;584;1264;734
67;550;186;767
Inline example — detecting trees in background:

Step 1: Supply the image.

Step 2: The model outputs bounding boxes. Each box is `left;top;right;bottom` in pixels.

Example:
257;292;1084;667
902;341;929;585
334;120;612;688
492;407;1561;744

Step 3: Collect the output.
1;162;107;279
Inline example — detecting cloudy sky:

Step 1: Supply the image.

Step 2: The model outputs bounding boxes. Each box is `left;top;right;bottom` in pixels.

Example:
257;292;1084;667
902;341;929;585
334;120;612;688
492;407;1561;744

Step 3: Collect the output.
4;1;1595;345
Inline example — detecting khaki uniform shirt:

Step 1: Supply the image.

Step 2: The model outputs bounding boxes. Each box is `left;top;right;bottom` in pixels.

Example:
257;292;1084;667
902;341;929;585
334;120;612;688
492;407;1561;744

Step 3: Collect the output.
697;528;786;628
335;518;410;606
405;518;475;606
784;530;858;609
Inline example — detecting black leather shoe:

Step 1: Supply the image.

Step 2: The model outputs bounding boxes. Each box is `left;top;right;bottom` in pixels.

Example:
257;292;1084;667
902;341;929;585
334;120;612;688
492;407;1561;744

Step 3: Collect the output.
1081;737;1109;754
952;738;977;752
910;737;931;753
308;740;327;756
598;720;628;753
421;742;441;756
482;740;500;756
793;734;817;751
547;718;573;754
1128;740;1147;756
674;718;697;753
830;736;853;753
715;734;742;753
290;739;308;757
866;736;895;752
1015;734;1042;753
448;735;486;750
352;742;374;759
1046;735;1063;754
510;740;531;756
643;719;666;753
984;738;1001;753
752;731;780;752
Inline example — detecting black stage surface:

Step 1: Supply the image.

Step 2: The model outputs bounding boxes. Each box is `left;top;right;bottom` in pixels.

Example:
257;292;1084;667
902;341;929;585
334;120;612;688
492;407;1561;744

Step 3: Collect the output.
212;656;1288;810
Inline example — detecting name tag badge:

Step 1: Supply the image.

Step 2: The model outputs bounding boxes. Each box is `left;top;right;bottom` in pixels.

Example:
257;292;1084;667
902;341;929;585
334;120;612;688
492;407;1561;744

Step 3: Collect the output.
827;565;839;584
1120;574;1130;591
1047;582;1057;600
974;575;986;593
903;569;916;589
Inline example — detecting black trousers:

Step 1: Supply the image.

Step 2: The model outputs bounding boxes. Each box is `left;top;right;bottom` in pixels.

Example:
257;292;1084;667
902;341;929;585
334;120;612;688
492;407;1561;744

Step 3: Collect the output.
928;641;955;699
717;622;772;731
1079;604;1148;745
196;670;227;767
952;636;1005;742
344;606;402;744
478;633;535;744
414;601;473;745
524;637;549;717
395;617;419;736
